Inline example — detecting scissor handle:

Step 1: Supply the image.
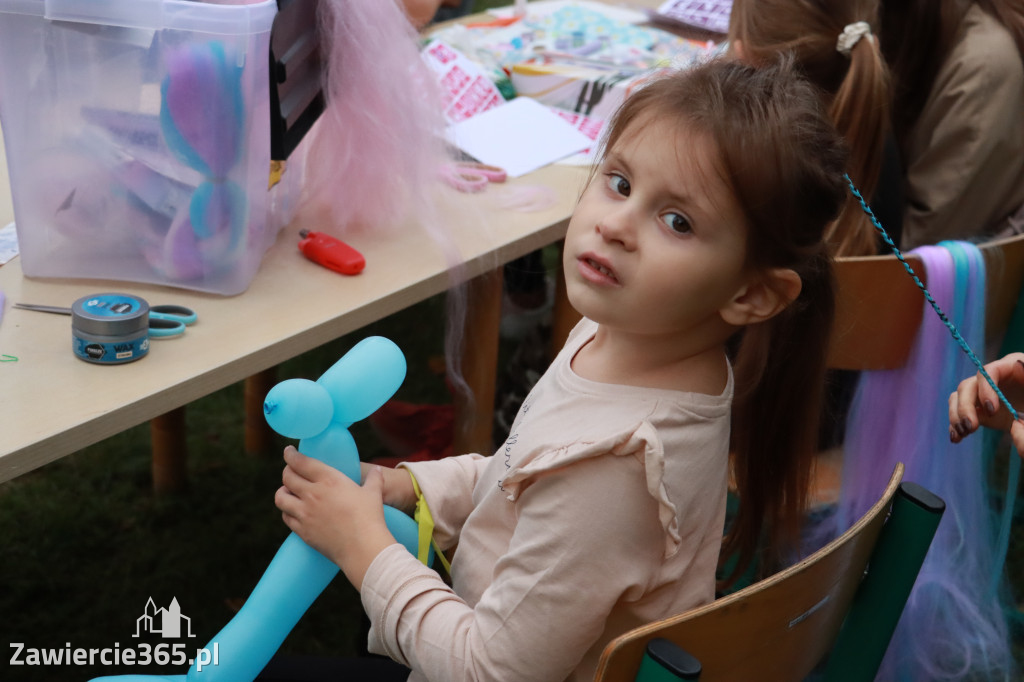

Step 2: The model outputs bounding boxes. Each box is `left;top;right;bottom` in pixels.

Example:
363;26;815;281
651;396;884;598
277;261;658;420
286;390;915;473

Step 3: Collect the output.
150;304;198;326
148;317;186;337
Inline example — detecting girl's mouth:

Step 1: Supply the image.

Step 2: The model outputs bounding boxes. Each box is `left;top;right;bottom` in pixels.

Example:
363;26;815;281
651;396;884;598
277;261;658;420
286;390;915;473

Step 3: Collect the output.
578;254;620;284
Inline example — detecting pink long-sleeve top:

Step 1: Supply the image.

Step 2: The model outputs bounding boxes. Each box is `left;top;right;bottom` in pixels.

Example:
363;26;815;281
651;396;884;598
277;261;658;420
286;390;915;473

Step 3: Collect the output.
360;319;732;681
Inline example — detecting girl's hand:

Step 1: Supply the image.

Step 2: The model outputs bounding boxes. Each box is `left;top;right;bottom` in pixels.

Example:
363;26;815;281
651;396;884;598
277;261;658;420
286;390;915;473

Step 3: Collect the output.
360;462;418;515
275;446;398;590
949;353;1024;455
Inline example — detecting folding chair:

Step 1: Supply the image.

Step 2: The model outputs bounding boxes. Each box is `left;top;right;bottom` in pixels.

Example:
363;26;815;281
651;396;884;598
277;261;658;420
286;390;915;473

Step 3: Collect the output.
593;463;945;682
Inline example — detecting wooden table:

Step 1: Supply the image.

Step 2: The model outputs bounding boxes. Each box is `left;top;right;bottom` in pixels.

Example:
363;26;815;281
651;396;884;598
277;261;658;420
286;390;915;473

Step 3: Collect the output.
0;0;704;489
0;127;588;487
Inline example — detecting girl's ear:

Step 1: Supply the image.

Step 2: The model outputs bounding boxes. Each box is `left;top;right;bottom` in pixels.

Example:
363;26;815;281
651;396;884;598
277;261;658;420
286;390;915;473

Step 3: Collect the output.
720;268;802;326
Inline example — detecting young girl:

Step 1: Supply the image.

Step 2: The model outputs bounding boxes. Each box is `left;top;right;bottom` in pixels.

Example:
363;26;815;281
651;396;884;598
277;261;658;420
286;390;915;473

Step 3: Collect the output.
275;57;848;681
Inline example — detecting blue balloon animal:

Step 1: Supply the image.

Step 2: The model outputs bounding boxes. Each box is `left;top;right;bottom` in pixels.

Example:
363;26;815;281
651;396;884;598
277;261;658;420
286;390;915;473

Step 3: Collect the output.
91;336;429;681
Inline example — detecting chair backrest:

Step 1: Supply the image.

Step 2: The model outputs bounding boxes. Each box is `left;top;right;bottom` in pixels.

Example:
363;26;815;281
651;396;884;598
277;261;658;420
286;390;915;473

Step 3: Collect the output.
593;463;942;682
828;232;1024;371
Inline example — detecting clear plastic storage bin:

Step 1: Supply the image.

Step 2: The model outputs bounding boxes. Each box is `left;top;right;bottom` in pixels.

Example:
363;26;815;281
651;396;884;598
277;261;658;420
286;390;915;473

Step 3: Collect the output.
0;0;290;295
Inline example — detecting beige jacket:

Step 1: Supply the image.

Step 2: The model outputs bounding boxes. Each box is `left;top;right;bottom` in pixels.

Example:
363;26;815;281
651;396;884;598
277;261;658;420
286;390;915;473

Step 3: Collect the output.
360;318;732;681
901;3;1024;248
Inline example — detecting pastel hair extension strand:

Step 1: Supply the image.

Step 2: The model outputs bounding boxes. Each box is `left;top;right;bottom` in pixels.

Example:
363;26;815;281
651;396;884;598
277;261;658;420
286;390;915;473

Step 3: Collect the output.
838;242;1015;680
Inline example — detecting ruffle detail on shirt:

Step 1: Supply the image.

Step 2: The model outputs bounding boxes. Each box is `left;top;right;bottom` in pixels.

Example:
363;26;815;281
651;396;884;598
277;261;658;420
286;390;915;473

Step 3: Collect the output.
500;421;682;558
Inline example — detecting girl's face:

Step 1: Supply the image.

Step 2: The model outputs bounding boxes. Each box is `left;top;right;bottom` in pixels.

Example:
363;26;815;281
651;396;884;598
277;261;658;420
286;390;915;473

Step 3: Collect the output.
563;116;754;344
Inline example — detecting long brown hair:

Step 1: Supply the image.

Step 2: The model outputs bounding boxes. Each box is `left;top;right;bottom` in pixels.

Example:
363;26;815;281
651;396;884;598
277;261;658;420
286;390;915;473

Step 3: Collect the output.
729;0;890;257
601;57;848;586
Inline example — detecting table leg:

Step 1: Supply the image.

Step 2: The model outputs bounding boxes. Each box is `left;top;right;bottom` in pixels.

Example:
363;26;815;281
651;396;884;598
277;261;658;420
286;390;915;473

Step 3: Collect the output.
453;268;503;457
245;368;278;456
551;241;581;357
151;407;187;494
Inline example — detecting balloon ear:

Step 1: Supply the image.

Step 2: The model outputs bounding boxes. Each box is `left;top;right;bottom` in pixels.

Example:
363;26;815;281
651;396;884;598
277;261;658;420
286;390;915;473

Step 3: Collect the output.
264;379;334;439
318;336;408;424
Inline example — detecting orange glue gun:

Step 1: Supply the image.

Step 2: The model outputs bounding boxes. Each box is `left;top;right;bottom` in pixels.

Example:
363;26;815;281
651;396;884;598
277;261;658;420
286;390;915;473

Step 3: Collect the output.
297;230;366;275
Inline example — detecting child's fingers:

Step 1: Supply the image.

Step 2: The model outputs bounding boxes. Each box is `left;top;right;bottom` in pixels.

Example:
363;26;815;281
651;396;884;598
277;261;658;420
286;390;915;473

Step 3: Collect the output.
1010;420;1024;456
281;462;309;496
274;485;299;517
362;464;384;495
283;445;335;482
974;368;1004;418
359;462;376;483
949;379;980;441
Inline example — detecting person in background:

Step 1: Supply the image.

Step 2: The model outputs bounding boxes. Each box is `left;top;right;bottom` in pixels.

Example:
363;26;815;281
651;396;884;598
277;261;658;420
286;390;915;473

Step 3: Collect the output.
881;0;1024;248
728;0;895;257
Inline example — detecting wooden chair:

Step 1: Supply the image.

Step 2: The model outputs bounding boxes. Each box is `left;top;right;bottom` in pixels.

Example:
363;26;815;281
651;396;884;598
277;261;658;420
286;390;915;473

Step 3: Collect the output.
593;463;945;682
828;231;1024;371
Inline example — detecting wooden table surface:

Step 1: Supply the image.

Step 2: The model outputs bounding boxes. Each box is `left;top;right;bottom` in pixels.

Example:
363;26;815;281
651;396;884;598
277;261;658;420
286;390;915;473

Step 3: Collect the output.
0;124;588;483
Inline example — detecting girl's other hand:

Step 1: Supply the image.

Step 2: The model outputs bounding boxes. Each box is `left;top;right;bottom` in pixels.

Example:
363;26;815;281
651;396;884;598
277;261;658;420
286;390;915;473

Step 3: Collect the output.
360;462;418;515
276;446;397;590
949;353;1024;454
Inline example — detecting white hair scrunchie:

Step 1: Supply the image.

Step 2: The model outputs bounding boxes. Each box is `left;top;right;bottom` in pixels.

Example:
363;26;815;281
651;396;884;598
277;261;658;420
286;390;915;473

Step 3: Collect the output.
836;21;873;57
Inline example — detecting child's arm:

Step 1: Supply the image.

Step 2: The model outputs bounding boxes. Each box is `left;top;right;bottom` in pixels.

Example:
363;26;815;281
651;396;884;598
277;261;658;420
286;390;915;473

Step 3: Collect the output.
361;453;670;680
276;446;398;591
360;461;417;514
275;448;489;588
399;454;490;549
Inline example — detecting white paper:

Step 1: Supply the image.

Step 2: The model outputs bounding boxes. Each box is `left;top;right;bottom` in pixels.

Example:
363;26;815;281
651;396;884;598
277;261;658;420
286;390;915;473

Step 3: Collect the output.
0;223;18;265
444;97;594;178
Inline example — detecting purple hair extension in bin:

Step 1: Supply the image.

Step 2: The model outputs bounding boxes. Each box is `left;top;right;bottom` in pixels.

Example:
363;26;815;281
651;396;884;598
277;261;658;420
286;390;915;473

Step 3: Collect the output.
158;40;249;277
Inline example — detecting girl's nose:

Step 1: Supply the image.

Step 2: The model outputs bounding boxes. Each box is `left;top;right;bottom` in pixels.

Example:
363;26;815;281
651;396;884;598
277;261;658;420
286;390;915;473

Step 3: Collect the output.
596;205;637;249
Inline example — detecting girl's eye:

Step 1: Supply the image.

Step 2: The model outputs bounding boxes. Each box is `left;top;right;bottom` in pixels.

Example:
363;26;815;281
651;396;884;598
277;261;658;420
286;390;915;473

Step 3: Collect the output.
664;212;693;235
605;173;630;197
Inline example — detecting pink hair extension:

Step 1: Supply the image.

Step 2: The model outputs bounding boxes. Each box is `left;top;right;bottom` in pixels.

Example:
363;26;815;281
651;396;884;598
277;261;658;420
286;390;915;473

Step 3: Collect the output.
302;0;452;237
830;242;1016;680
301;0;479;403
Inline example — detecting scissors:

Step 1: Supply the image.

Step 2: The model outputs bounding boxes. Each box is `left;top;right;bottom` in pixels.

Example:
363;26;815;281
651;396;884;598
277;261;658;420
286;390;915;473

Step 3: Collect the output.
14;302;198;338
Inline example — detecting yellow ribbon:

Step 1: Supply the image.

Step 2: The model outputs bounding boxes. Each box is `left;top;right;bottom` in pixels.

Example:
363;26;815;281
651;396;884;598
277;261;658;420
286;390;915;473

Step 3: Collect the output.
408;470;451;573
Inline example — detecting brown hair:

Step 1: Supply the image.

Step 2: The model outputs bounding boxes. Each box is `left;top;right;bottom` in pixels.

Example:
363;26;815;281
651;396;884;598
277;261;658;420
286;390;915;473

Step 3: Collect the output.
600;57;847;586
729;0;890;257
